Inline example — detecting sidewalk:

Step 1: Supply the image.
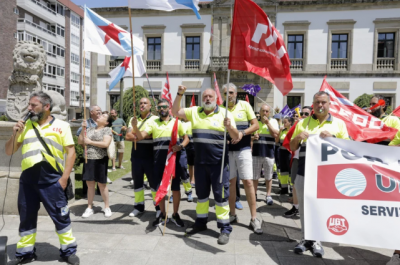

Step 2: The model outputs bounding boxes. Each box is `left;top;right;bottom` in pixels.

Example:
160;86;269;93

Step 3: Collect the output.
0;174;392;265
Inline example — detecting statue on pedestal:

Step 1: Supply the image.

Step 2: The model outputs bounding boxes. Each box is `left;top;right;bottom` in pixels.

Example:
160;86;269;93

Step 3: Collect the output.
6;41;67;121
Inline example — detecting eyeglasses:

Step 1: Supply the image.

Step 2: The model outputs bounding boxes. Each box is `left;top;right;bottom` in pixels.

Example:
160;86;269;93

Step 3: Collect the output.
300;112;310;116
294;115;299;118
223;91;234;95
157;105;169;110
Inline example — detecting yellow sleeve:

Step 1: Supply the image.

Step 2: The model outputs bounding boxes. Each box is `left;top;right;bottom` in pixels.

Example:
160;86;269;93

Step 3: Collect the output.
144;120;154;135
291;121;303;140
388;117;400;146
62;125;75;146
184;107;194;123
178;120;185;137
336;120;350;140
245;102;256;120
128;117;133;129
228;111;237;129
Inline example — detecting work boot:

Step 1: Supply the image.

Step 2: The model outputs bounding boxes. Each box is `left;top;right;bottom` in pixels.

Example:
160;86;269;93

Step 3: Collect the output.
185;224;207;235
62;254;80;265
217;233;230;245
8;254;37;265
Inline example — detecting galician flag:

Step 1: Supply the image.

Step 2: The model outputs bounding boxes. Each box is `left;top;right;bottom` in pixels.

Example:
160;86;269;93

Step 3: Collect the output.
84;6;144;56
107;56;146;90
128;0;202;19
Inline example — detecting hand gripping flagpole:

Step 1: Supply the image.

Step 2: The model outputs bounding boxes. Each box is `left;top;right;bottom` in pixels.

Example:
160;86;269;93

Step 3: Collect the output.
128;6;136;150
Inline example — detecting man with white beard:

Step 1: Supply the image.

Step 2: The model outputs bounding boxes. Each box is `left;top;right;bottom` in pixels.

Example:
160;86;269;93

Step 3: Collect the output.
172;87;239;245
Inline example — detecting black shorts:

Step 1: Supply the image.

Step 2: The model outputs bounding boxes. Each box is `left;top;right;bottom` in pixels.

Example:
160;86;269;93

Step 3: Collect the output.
83;157;109;184
187;150;195;166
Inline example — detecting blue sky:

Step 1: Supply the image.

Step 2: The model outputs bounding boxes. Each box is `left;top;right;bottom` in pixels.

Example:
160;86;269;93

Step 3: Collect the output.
72;0;129;8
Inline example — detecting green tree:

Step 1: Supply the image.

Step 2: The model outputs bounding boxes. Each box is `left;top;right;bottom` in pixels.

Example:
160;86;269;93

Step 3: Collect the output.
113;86;158;123
73;135;83;169
353;93;373;109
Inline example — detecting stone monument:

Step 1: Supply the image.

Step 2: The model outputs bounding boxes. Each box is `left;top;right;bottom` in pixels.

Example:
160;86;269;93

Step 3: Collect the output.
0;41;74;215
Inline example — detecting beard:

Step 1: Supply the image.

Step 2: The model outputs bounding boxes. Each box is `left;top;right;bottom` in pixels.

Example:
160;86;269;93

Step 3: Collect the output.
371;108;381;118
159;110;169;117
30;109;45;122
202;100;216;111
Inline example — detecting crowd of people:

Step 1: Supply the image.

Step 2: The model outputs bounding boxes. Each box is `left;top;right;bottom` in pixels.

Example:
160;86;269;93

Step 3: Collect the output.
5;87;400;265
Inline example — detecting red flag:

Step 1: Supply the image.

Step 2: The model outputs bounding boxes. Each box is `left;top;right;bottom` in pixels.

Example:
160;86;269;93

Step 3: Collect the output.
162;72;172;108
283;121;298;153
245;94;250;103
190;93;196;107
392;105;400;118
320;77;398;143
154;118;179;206
228;0;293;96
214;73;223;105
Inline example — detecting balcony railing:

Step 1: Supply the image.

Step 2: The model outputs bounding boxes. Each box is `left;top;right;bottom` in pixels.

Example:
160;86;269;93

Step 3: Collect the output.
30;0;56;15
185;59;200;70
211;57;229;69
147;60;161;71
290;59;303;70
330;58;348;70
109;60;123;70
18;18;56;37
377;58;395;70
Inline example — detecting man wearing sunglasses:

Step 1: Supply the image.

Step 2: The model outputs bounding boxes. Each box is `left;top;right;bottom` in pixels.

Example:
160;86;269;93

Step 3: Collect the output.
131;99;189;228
300;106;312;119
222;83;262;235
172;86;239;245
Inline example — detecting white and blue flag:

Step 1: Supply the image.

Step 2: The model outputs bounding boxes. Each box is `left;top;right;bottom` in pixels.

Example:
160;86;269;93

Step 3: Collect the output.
84;6;144;56
128;0;202;19
107;56;146;91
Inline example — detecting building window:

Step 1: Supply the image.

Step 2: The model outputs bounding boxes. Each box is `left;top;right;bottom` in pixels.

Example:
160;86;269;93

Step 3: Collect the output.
83;75;90;86
71;72;80;84
186;36;200;60
110;94;120;109
71;53;80;65
185;94;198;108
13;7;19;14
57;4;65;16
85;58;90;68
378;33;395;58
332;34;348;59
147;37;161;60
71;34;80;46
56;45;65;57
288;35;303;59
71;14;80;27
44;83;64;96
287;96;301;109
44;64;57;78
237;93;254;108
56;25;65;37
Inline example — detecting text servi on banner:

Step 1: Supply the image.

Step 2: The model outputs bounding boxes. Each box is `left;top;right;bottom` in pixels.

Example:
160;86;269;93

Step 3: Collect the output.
304;135;400;250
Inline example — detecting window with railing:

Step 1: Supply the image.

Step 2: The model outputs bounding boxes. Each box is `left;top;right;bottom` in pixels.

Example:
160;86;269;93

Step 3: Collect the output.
288;35;303;70
71;72;80;84
185;36;200;70
377;32;395;70
71;53;80;65
44;83;64;96
31;0;56;16
17;18;56;37
331;34;348;70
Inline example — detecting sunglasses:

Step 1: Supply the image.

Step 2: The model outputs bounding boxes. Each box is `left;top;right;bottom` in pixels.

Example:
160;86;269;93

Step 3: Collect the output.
294;115;299;118
300;112;310;116
223;91;234;95
157;105;169;110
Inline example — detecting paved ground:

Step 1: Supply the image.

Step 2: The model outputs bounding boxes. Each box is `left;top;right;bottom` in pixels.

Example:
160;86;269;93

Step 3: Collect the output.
0;174;393;265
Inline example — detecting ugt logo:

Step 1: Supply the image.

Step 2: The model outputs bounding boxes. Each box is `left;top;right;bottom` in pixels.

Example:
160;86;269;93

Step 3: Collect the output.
327;215;349;236
251;23;275;46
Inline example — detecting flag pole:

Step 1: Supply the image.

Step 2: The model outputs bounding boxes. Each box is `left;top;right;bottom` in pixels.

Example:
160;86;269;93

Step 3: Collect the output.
83;51;88;164
219;70;230;183
145;73;157;107
128;6;136;150
163;174;173;236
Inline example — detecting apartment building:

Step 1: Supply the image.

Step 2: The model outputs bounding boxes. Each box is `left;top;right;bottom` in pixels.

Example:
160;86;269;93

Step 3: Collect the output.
0;0;90;119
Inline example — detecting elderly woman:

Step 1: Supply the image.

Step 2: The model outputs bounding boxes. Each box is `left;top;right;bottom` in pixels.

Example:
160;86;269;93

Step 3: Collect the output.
78;113;113;218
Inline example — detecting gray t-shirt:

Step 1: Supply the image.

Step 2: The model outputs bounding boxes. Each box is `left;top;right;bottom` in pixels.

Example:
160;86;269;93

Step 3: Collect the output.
111;118;126;142
86;127;112;159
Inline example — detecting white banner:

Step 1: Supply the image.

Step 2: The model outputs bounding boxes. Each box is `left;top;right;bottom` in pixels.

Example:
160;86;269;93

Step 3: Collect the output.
304;135;400;250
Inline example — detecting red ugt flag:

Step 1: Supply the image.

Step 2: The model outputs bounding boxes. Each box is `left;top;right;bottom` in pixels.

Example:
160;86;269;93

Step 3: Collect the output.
320;77;398;143
155;118;179;206
228;0;293;96
162;72;172;108
391;105;400;118
245;94;250;103
214;73;223;105
190;93;196;107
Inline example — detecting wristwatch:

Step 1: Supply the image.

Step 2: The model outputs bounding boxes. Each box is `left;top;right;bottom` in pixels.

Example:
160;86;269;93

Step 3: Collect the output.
179;144;184;150
177;93;183;96
241;130;246;137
